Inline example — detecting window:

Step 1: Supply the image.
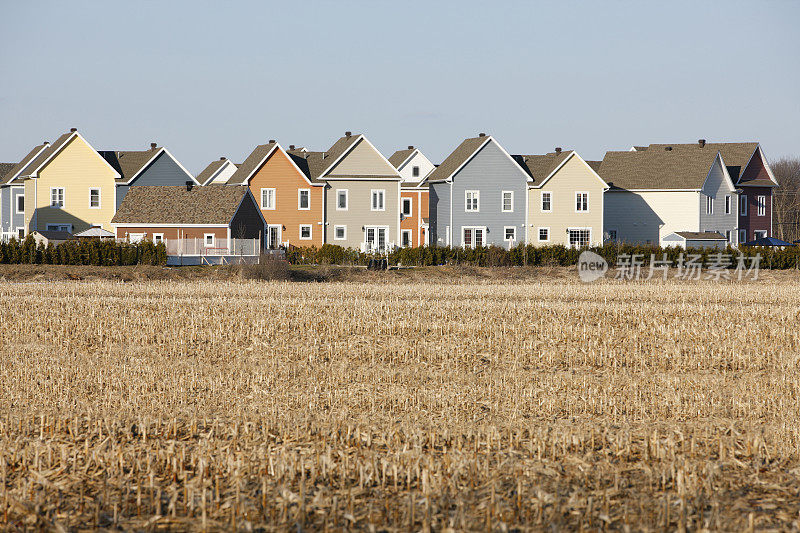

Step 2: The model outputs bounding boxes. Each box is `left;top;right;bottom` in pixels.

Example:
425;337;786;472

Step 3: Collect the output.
502;191;513;212
463;227;485;248
725;195;731;215
754;230;767;239
15;194;24;214
445;225;450;246
401;229;412;247
334;225;346;240
204;234;215;247
575;192;588;212
706;195;713;215
337;190;348;210
299;224;312;240
128;233;145;243
89;188;101;209
152;233;164;245
725;230;732;244
402;197;412;217
568;228;591;248
50;187;64;208
538;227;550;242
17;228;25;239
607;229;617;241
364;226;388;252
260;188;276;210
740;196;747;216
504;226;516;241
412;166;420;178
47;224;71;232
541;192;552;212
757;195;766;216
298;189;310;210
739;229;747;243
465;190;479;212
371;189;385;211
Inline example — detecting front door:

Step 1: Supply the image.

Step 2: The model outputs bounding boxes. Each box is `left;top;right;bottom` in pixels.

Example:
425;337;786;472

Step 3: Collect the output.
365;226;388;253
266;225;281;249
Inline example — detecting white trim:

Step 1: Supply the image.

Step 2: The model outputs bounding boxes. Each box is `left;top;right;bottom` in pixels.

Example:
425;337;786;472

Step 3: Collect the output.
5;144;49;183
298;188;311;210
114;223;229;228
540;191;552;212
204;233;215;247
265;224;282;249
26;131;121;180
757;195;766;217
401;196;412;217
705;195;713;215
537;227;550;242
567;227;592;248
574;191;589;213
14;192;24;215
739;229;747;243
370;189;386;211
120;147;198;186
318;135;402;180
725;194;731;215
394;149;419;172
152;233;164;244
299;224;312;240
605;188;702;193
740;145;779;186
46;223;73;232
429;136;532;184
333;225;347;241
501;190;514;212
465;190;479;212
461;226;487;249
236;188;269;228
49;187;64;208
532;151;610;189
740;195;748;216
127;232;146;243
336;189;349;211
400;229;412;247
503;225;517;242
89;187;101;209
201;159;237;186
260;187;276;210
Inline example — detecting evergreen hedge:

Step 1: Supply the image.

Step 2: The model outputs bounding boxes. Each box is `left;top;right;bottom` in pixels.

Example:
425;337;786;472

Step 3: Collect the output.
0;237;167;266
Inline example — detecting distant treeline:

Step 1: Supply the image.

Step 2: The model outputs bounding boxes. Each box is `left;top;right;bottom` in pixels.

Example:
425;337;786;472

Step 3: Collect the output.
285;243;800;269
0;237;167;266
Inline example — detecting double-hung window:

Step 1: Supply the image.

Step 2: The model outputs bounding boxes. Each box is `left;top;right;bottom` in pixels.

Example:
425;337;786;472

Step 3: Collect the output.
261;188;276;210
401;197;412;217
299;224;312;240
740;196;747;216
538;227;550;242
51;187;64;208
15;194;24;214
89;188;101;209
541;192;552;212
757;195;766;216
504;226;516;241
337;189;348;210
706;195;713;215
371;189;385;211
502;191;513;212
725;195;731;215
465;190;479;212
298;189;310;210
412;166;420;178
204;234;215;247
575;192;588;212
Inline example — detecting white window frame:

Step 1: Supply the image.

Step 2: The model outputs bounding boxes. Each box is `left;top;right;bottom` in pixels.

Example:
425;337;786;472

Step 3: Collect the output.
503;226;516;242
334;225;347;240
204;233;215;247
754;230;767;239
152;233;164;245
401;229;412;247
50;187;64;209
336;189;349;211
757;195;766;216
538;227;550;242
740;196;747;216
462;226;486;249
567;227;592;249
401;197;412;217
575;192;589;213
260;188;276;210
299;224;312;240
298;189;310;210
89;187;101;209
465;190;480;212
739;229;747;243
412;166;420;178
725;195;731;215
46;223;72;232
607;229;618;241
15;194;24;215
501;191;514;213
371;189;386;212
541;191;552;212
128;232;145;243
706;195;713;215
17;228;25;239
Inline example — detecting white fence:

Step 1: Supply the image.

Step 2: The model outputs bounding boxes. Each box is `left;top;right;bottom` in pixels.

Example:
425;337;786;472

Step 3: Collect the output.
164;238;261;257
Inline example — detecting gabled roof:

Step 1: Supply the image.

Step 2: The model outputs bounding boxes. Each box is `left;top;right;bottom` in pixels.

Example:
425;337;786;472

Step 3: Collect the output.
427;136;493;183
2;133;75;184
1;144;49;184
112;185;252;225
585;160;602;172
512;151;573;186
286;133;398;182
646;142;758;181
99;147;195;185
672;231;727;240
226;142;277;185
31;230;76;241
388;148;416;169
196;159;231;185
287;150;328;181
598;147;723;190
0;163;15;183
74;227;115;238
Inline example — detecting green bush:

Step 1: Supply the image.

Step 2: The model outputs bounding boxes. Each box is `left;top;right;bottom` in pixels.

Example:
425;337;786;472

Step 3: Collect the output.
0;238;167;266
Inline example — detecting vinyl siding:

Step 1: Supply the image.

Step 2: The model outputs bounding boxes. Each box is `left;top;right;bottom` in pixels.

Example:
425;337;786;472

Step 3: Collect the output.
398;152;436;184
429;182;450;246
115;226;228;241
25;136;118;233
230;192;266;240
604;190;700;245
527;155;605;246
325;179;400;249
448;140;527;248
400;189;428;247
327;138;398;176
698;158;738;243
0;186;25;238
208;162;237;185
116;151;193;209
739;187;772;240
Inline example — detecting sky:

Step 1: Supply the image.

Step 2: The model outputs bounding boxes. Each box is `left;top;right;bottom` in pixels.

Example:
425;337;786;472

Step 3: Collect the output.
1;1;799;174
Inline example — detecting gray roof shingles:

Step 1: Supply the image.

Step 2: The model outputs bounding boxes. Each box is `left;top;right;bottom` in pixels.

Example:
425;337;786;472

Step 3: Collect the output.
512;151;573;186
112;185;248;225
598;148;722;190
427;136;491;183
99;149;161;183
226;143;277;185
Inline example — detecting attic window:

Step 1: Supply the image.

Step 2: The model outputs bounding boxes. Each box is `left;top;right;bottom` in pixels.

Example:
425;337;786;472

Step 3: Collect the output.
412;166;420;178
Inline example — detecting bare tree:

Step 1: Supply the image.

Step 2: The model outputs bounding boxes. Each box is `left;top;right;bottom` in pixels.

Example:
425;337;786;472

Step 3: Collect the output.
772;157;800;242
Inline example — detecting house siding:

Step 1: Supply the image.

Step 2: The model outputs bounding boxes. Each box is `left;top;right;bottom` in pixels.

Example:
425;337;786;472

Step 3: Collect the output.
25;136;118;233
116;151;193;209
400;188;429;247
604;190;700;245
739;186;772;240
429;182;449;246
0;186;25;239
327;138;398;176
527;155;605;246
398;152;436;184
115;226;228;241
325;179;400;249
698;158;738;243
230;192;266;240
448;140;527;248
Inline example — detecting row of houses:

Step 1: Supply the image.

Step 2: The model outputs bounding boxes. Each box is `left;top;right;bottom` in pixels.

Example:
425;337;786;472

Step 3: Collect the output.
0;129;778;258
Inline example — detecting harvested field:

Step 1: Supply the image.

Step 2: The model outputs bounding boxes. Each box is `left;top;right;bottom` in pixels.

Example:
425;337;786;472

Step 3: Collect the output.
1;276;800;530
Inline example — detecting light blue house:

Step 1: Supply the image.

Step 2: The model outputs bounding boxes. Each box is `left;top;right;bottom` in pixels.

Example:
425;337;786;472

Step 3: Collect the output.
428;134;532;248
0;142;51;240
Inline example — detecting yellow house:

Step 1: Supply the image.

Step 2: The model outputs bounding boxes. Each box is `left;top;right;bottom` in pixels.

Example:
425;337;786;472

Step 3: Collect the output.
515;150;609;247
20;129;119;234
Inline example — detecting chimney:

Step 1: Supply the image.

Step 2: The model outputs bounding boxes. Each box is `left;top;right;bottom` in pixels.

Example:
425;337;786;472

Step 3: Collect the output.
698;139;706;147
269;139;276;144
555;147;562;154
185;180;194;191
665;146;673;151
345;131;352;137
408;145;414;150
220;156;226;160
289;145;295;150
478;132;486;137
70;128;77;133
150;142;157;151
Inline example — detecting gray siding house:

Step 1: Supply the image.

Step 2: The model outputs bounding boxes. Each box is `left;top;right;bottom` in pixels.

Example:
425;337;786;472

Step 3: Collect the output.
429;134;531;248
0;142;51;240
99;145;197;209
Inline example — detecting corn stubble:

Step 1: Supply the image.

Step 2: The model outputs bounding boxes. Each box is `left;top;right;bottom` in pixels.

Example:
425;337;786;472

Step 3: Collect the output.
1;278;800;531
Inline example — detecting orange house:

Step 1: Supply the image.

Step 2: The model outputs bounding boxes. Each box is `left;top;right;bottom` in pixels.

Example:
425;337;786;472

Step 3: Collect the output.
227;141;325;248
389;147;435;247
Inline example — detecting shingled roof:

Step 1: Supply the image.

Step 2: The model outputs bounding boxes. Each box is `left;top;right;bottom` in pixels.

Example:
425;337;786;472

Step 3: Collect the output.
673;231;727;240
598;147;722;190
512;151;573;186
0;163;15;184
226;142;277;185
1;143;48;185
112;185;250;225
98;148;162;183
284;134;369;182
2;132;75;184
197;159;229;185
427;135;491;183
388;148;415;169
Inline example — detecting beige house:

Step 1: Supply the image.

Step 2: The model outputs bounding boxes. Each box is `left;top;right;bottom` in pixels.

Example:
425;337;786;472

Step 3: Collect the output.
19;129;119;234
289;132;401;252
514;150;608;247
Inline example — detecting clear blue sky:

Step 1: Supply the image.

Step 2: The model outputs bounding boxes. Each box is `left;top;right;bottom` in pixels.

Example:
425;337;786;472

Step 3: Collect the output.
1;1;799;173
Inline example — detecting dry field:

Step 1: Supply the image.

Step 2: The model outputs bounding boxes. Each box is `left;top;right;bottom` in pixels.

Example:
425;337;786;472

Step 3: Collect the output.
1;275;800;531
